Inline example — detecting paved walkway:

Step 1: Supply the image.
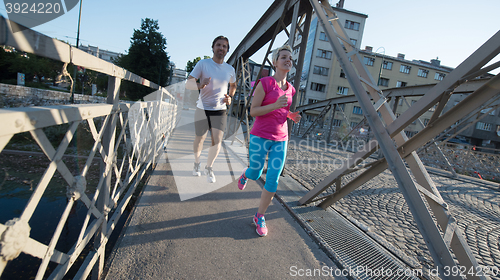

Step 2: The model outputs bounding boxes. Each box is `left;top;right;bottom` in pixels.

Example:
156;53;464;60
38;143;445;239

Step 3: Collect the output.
285;136;500;278
105;108;500;279
104;109;341;279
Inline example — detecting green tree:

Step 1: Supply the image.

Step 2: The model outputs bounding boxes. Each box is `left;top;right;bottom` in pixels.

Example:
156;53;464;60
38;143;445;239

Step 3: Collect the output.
95;73;109;93
0;47;17;82
115;18;170;100
72;68;109;95
0;47;63;86
186;56;210;74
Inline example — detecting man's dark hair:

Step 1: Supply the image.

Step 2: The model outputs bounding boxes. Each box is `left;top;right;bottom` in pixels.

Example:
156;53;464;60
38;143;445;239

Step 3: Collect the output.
212;35;230;52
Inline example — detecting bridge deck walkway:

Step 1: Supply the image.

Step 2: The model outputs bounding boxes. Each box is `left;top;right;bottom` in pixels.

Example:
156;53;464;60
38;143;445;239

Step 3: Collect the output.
104;108;340;279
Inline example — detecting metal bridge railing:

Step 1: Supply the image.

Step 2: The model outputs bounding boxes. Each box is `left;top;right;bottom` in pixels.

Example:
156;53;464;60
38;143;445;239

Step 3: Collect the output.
418;142;500;181
0;16;182;280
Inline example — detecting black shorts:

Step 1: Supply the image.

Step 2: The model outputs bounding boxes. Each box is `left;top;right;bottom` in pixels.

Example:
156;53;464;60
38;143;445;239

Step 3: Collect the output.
194;108;227;136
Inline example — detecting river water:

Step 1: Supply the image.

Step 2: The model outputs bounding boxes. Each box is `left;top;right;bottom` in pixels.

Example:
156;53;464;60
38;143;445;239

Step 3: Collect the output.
0;152;136;279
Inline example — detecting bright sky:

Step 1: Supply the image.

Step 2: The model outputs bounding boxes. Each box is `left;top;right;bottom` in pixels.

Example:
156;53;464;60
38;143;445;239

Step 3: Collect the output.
1;0;499;73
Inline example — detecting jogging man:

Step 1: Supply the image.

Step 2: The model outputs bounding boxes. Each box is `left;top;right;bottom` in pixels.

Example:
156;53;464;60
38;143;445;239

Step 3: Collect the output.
187;35;236;183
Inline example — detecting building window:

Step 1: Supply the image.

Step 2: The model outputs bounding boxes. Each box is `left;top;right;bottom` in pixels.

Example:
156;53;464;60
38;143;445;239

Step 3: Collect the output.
400;65;411;74
476;122;492;131
480;108;496;115
378;78;389;87
364;57;375;66
353;106;363;115
313;65;329;76
396;81;407;87
435;72;446;81
340;69;346;78
316;49;332;59
480;108;489;114
424;119;430;126
350;38;357;47
383;61;393;70
337;86;349;95
319;32;328;41
345;20;360;31
405;131;418;138
336;104;345;111
310;82;326;92
308;98;319;104
418;69;429;78
332;119;342;126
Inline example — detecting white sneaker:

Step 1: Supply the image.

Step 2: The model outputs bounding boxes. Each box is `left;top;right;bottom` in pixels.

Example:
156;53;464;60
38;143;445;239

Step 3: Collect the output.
205;166;216;183
193;162;201;176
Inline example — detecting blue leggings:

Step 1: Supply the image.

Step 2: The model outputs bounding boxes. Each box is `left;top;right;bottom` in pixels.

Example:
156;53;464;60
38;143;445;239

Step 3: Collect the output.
245;135;287;193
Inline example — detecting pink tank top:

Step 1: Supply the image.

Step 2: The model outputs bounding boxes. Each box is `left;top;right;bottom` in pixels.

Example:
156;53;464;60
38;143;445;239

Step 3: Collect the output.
250;76;295;141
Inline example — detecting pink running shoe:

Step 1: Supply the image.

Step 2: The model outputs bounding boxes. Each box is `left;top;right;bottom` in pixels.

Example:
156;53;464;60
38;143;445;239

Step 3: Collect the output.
238;168;248;190
253;213;268;237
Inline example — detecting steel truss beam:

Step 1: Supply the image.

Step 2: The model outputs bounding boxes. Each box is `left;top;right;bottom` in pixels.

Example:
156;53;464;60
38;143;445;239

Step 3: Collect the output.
416;95;500;177
227;0;306;65
226;0;313;145
297;0;499;279
228;0;498;278
296;78;487;112
421;96;500;149
301;99;335;137
296;79;488;139
226;57;252;145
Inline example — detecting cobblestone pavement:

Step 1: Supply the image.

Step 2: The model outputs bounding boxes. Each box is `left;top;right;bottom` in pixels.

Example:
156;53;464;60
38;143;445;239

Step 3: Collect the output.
285;136;500;279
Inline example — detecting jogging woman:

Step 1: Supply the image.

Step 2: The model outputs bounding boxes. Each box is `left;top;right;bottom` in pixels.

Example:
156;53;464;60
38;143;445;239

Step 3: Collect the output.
237;44;301;237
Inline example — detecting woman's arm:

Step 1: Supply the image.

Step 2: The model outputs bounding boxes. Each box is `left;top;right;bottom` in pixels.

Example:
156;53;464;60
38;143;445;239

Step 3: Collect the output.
250;82;288;117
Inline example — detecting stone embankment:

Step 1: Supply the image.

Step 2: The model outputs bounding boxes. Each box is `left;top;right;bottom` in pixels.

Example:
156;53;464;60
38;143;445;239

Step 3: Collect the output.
0;83;107;108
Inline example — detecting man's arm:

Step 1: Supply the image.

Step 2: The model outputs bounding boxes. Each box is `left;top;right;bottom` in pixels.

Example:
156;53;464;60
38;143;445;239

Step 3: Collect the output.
228;82;236;97
223;82;237;106
186;75;211;90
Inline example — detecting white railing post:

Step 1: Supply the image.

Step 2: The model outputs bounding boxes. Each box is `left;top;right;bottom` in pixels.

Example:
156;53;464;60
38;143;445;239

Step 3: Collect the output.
93;76;121;280
155;88;162;165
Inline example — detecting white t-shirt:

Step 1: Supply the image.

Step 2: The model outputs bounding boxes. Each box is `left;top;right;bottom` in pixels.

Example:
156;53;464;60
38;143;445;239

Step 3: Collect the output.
190;58;236;111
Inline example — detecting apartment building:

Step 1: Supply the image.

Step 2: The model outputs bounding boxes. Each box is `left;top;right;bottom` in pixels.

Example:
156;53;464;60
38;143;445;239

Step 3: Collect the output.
329;48;454;135
78;44;121;63
298;6;367;108
170;68;187;85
